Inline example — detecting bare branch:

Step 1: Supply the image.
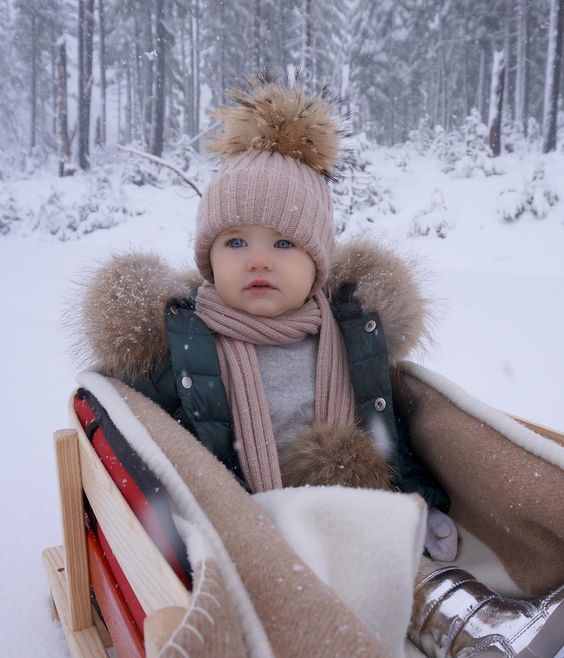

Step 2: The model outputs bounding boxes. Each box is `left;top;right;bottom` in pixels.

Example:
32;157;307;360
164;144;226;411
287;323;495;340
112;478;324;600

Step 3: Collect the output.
117;145;202;197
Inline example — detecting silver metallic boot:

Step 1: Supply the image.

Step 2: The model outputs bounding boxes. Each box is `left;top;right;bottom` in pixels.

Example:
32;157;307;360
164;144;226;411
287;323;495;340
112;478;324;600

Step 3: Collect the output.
408;566;564;658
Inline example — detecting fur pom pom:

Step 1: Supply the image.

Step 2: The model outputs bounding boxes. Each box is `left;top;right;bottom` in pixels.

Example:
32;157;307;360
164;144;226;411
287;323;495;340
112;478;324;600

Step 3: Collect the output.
278;422;395;490
210;74;346;180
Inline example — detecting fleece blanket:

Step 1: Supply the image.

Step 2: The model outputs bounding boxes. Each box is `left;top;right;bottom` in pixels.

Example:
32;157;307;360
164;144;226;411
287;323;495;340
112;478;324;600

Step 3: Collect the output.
77;371;427;658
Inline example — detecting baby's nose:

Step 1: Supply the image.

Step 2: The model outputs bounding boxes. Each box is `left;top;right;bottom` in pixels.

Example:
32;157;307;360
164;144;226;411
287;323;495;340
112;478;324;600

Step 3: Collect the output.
247;251;273;270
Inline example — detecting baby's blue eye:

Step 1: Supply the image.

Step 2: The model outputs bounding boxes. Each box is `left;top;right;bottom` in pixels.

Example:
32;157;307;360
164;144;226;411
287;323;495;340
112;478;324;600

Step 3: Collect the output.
274;239;294;249
226;237;247;248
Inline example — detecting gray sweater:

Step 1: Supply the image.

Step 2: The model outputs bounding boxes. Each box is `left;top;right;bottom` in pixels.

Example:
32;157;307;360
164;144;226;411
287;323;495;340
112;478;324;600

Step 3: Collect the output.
255;336;317;447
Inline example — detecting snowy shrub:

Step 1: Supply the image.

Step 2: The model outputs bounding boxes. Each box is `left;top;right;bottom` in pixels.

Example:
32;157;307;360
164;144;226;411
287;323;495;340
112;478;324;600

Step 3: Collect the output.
120;158;160;187
395;148;411;171
0;152;21;182
503;119;526;154
333;135;396;234
25;170;143;240
0;187;30;235
432;110;502;178
527;118;541;147
36;189;83;238
169;136;204;179
430;125;456;165
497;162;559;222
409;188;450;238
407;115;434;155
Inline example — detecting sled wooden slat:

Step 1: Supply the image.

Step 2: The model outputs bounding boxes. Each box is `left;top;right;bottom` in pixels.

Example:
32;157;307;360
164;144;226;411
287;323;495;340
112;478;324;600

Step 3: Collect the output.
43;546;108;658
86;526;144;658
54;428;92;631
68;401;190;615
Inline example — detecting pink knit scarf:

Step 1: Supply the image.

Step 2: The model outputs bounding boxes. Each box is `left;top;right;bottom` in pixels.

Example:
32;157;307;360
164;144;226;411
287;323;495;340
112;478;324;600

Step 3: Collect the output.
195;282;356;492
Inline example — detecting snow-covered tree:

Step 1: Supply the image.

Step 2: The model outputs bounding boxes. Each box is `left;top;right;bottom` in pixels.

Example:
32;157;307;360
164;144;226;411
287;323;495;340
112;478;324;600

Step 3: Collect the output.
0;1;24;154
13;0;69;155
200;0;254;107
542;0;564;152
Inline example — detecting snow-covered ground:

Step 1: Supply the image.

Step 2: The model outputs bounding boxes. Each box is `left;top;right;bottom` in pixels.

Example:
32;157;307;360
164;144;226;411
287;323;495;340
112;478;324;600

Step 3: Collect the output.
0;147;562;655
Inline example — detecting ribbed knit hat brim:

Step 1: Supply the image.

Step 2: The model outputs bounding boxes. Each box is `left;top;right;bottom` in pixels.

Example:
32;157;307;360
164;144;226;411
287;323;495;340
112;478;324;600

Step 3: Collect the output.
195;150;335;293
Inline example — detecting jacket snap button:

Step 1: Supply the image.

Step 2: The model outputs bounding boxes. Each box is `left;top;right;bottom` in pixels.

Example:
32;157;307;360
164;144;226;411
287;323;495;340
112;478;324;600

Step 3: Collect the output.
364;319;377;333
181;376;192;389
374;397;386;412
170;304;179;315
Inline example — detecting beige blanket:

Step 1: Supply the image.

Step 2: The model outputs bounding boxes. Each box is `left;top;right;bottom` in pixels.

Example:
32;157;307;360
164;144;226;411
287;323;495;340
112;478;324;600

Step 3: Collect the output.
76;360;564;657
78;371;427;658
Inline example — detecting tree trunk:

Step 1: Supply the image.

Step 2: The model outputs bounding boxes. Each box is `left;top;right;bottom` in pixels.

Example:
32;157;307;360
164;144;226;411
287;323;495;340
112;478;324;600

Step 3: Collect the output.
488;49;505;156
192;0;200;143
503;0;512;121
542;0;564;153
253;0;261;71
142;5;154;146
437;12;447;128
117;72;122;143
150;0;166;156
462;42;469;117
98;0;107;146
477;46;486;120
126;59;133;143
30;11;37;152
51;38;58;138
133;12;143;141
180;4;190;135
303;0;313;86
78;0;84;161
78;0;94;169
57;38;71;176
515;0;529;130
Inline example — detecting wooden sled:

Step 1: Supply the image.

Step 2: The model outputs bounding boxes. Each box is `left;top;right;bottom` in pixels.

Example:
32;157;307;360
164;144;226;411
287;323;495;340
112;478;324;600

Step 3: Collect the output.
43;364;564;658
43;399;190;658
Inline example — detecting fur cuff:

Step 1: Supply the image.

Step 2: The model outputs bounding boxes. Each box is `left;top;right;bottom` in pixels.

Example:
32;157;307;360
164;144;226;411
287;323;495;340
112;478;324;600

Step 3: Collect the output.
278;422;395;490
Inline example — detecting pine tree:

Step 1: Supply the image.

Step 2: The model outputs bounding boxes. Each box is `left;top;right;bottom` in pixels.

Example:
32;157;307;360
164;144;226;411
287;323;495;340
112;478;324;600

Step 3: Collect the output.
0;0;23;152
13;0;68;155
200;0;254;106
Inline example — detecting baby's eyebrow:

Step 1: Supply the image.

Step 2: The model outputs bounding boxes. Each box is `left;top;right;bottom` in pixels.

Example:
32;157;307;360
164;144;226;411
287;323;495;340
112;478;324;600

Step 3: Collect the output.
222;227;246;236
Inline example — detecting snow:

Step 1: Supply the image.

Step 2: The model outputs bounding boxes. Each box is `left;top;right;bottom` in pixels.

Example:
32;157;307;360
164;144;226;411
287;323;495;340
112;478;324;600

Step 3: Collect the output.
1;146;563;656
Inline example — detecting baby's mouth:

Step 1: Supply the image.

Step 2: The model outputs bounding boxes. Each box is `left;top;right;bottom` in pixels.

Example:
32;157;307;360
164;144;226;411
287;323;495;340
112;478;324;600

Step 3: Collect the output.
244;279;278;291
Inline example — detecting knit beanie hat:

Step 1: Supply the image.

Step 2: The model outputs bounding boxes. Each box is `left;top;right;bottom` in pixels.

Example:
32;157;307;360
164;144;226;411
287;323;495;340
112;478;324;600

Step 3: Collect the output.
195;76;345;293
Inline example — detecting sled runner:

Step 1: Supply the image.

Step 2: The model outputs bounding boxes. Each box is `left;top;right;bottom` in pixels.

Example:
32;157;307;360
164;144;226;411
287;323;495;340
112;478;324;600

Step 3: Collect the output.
43;362;564;658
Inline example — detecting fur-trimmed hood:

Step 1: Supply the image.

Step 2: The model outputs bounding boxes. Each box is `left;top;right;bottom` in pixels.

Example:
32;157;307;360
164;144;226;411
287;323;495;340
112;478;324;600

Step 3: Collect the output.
71;240;430;380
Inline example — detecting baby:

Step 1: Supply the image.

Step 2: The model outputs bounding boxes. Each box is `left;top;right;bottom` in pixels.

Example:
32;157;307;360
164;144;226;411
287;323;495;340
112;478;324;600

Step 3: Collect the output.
83;77;563;657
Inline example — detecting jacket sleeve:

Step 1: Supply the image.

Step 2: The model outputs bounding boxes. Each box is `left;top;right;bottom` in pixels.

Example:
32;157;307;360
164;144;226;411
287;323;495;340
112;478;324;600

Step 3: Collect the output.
393;410;450;512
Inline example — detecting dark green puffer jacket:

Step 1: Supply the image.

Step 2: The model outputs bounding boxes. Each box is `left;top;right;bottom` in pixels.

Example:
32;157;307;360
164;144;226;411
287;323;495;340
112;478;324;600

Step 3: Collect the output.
127;283;449;511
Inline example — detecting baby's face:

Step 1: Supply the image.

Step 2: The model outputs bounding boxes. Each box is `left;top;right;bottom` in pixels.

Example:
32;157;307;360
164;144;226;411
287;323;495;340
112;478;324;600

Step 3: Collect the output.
209;225;316;317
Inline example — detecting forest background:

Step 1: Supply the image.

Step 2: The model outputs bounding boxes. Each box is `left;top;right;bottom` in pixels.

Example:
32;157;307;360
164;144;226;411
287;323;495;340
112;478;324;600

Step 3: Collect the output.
1;0;563;177
0;2;563;655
